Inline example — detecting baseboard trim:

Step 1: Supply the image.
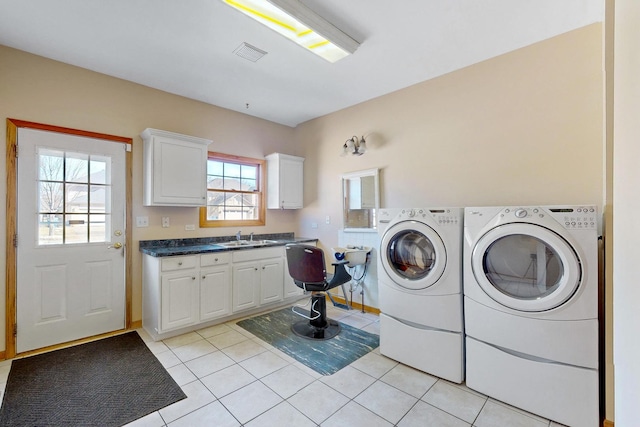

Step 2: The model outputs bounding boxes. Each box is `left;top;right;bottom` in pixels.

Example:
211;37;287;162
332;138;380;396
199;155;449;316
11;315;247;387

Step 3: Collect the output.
325;294;380;314
131;320;142;329
604;419;614;427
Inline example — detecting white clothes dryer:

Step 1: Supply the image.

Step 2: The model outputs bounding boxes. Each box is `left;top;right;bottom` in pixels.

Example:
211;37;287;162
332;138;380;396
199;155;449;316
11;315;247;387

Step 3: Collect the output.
378;208;464;383
463;206;599;427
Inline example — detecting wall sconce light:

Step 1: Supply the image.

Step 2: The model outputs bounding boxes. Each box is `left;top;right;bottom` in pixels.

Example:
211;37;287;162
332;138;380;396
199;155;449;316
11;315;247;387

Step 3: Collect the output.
343;135;367;156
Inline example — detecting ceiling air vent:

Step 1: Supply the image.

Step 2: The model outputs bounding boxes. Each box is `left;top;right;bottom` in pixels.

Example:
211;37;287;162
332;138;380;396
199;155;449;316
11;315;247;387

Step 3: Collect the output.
233;42;267;62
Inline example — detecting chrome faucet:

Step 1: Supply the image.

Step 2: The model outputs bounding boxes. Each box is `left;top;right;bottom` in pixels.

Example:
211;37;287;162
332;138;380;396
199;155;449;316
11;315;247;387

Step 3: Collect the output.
236;230;241;241
249;232;254;242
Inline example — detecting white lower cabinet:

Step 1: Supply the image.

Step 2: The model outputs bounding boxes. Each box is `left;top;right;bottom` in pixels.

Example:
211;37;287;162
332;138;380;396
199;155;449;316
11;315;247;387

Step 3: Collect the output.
144;252;231;337
200;252;232;321
260;258;284;305
232;262;261;312
143;245;299;340
200;265;231;321
160;270;198;331
231;247;284;313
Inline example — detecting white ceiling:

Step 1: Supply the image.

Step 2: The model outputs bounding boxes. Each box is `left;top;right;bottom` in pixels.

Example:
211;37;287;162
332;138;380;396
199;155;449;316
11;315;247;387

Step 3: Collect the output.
0;0;603;127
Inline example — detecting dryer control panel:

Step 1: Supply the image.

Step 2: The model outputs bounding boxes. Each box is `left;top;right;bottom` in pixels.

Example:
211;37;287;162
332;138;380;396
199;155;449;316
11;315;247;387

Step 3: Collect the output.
554;206;598;230
400;208;461;226
504;206;598;230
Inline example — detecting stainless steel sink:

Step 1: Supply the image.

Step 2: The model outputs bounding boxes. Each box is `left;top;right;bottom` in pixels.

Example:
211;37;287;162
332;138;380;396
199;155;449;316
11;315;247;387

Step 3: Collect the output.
218;240;252;247
218;239;280;247
260;239;281;244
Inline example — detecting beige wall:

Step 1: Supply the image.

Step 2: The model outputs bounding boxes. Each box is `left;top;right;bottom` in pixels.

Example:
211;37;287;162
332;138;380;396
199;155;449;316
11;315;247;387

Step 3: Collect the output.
296;23;604;253
0;45;301;350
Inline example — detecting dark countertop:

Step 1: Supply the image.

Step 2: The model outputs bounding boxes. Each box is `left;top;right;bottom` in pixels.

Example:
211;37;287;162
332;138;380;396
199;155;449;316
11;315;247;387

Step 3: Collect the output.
139;233;317;257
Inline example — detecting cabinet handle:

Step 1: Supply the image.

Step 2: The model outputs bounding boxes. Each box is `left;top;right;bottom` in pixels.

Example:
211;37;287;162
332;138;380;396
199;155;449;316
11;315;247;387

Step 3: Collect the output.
215;258;218;261
262;266;265;270
255;267;258;271
192;276;196;280
178;262;183;266
202;276;206;279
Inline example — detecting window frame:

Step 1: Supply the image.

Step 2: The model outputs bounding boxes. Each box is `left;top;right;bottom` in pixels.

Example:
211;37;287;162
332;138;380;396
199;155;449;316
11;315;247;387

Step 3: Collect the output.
199;152;266;228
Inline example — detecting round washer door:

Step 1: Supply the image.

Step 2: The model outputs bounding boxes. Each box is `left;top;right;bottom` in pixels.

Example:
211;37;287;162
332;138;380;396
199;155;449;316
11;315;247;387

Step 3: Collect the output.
471;223;581;312
380;220;447;290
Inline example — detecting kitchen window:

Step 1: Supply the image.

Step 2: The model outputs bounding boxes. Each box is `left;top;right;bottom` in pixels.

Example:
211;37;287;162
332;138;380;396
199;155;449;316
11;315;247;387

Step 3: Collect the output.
199;153;265;227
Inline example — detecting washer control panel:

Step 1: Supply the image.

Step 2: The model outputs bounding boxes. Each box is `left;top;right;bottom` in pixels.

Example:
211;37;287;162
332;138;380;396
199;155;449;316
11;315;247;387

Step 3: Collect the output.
399;208;460;226
502;206;598;230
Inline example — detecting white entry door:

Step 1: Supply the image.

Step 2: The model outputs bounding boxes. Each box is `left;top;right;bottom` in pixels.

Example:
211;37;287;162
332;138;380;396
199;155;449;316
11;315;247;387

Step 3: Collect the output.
16;128;126;353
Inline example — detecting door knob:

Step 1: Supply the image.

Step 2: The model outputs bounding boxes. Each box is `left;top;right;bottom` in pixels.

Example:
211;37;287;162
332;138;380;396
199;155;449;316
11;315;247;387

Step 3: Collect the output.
109;242;123;249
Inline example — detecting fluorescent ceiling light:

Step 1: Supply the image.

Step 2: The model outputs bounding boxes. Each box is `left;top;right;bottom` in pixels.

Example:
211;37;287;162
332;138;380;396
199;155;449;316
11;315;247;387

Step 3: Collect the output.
222;0;359;63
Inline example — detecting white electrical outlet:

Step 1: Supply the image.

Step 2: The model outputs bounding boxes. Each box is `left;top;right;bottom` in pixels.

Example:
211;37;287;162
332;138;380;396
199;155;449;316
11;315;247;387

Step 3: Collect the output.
311;222;318;229
185;224;195;231
325;215;331;224
162;217;170;228
136;216;149;227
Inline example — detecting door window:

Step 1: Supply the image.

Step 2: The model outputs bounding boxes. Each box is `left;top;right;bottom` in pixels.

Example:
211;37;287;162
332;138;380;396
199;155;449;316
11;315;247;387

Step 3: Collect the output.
37;148;112;245
483;234;563;299
471;223;582;312
387;230;437;280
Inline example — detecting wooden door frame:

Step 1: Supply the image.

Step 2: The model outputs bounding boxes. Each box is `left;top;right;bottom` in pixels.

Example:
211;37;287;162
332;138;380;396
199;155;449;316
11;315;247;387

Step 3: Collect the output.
5;118;133;359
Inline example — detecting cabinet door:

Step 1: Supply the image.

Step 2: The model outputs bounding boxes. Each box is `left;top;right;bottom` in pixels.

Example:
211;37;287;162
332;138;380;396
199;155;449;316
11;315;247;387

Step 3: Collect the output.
260;258;284;305
232;263;260;312
152;136;207;205
142;128;211;207
160;271;198;332
279;157;303;209
266;153;304;209
200;265;231;321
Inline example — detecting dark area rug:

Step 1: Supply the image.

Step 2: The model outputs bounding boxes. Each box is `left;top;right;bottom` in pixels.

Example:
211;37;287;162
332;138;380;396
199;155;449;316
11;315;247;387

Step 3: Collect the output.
0;331;186;427
237;307;379;375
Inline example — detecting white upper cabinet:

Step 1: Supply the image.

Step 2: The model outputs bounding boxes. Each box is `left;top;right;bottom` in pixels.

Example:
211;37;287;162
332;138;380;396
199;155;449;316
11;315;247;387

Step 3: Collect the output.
266;153;304;209
141;128;211;206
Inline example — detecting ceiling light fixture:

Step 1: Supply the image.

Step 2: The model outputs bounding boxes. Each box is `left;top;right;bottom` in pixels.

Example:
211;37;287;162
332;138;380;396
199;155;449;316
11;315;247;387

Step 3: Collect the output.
221;0;359;63
343;135;366;156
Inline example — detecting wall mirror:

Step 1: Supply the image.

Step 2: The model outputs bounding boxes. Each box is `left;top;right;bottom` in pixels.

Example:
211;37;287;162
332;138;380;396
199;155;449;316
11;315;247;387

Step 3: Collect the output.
342;168;380;231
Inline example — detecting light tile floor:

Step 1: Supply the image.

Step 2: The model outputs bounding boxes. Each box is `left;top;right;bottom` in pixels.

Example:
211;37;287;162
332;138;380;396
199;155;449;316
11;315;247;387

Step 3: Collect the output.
0;305;567;427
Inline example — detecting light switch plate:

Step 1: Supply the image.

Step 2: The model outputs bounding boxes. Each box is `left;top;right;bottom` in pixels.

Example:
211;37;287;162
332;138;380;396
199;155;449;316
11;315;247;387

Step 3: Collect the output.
162;217;170;228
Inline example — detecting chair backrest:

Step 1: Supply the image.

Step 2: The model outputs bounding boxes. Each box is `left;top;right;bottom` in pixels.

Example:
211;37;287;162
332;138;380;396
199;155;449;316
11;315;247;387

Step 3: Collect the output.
285;244;327;285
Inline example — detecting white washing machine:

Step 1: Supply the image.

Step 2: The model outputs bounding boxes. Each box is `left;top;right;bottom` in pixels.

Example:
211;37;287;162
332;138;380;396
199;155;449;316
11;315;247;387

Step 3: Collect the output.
378;208;464;383
463;206;599;427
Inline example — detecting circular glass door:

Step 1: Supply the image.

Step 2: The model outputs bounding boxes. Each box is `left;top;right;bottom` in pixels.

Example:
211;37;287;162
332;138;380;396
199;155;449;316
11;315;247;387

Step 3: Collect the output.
380;220;447;290
472;223;581;311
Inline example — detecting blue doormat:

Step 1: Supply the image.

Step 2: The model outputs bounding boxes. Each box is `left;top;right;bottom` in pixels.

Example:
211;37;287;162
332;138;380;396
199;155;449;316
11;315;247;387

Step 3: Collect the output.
237;307;379;375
